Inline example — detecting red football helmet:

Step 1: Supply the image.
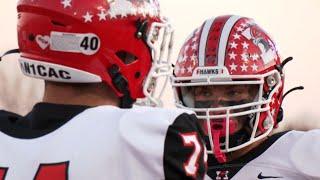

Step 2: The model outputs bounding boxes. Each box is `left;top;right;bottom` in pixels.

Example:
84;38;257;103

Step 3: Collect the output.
171;15;284;162
17;0;173;107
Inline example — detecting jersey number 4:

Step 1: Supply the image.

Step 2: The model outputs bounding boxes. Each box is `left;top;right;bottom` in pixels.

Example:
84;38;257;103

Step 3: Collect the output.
0;162;69;180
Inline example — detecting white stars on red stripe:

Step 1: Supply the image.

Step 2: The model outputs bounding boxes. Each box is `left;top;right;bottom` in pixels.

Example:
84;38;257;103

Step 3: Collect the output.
83;12;93;22
97;9;108;21
230;41;238;49
191;43;198;50
241;52;249;62
229;62;237;71
240;63;248;72
187;66;193;73
108;9;117;19
61;0;72;8
242;41;249;49
236;26;244;32
271;97;275;105
251;63;258;71
228;52;237;60
175;18;274;76
58;0;161;24
182;55;188;62
233;33;241;40
252;53;259;61
222;19;270;75
191;54;198;62
175;26;201;76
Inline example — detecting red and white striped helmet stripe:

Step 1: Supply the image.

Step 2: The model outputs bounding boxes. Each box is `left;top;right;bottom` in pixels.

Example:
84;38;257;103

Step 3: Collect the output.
217;16;242;67
198;18;215;67
198;15;242;67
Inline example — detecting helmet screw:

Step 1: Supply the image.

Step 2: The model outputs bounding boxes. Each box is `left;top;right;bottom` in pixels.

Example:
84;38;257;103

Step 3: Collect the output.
266;76;277;87
263;118;273;129
137;32;143;39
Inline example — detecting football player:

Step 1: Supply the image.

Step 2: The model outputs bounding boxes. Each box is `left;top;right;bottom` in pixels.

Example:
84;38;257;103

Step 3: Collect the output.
0;0;207;179
171;15;319;179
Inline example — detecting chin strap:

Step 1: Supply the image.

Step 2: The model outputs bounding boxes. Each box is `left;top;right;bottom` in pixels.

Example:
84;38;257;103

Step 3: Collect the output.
210;119;252;163
275;57;304;123
0;49;20;61
283;86;304;100
276;86;304;123
108;64;134;108
212;130;227;163
210;120;237;164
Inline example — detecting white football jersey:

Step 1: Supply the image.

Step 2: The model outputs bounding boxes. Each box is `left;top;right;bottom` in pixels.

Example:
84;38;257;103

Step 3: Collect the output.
0;104;207;180
205;130;320;180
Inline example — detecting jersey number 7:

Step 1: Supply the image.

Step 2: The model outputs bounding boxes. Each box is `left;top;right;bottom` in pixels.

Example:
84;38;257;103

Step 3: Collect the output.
180;132;207;177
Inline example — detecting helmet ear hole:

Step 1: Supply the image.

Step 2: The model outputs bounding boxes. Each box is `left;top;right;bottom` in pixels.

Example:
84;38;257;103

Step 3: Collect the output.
28;34;35;41
276;107;284;123
116;51;138;65
134;72;141;79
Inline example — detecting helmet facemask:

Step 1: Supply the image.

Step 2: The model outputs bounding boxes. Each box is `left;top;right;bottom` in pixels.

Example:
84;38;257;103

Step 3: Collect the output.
172;69;282;162
136;17;174;107
171;15;285;162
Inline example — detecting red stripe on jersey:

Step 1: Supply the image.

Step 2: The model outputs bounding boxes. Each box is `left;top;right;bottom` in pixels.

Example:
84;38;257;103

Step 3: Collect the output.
0;168;8;180
35;162;69;180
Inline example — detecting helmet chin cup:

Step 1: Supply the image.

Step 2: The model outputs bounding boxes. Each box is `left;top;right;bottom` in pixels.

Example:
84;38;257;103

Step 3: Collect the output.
202;118;238;137
212;118;238;137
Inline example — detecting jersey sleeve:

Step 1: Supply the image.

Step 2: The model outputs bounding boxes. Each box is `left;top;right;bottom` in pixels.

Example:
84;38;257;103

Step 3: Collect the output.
290;129;320;178
163;113;207;180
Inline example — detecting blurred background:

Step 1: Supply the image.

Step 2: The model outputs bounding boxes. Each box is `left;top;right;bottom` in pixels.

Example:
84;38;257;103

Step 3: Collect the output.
0;0;319;130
